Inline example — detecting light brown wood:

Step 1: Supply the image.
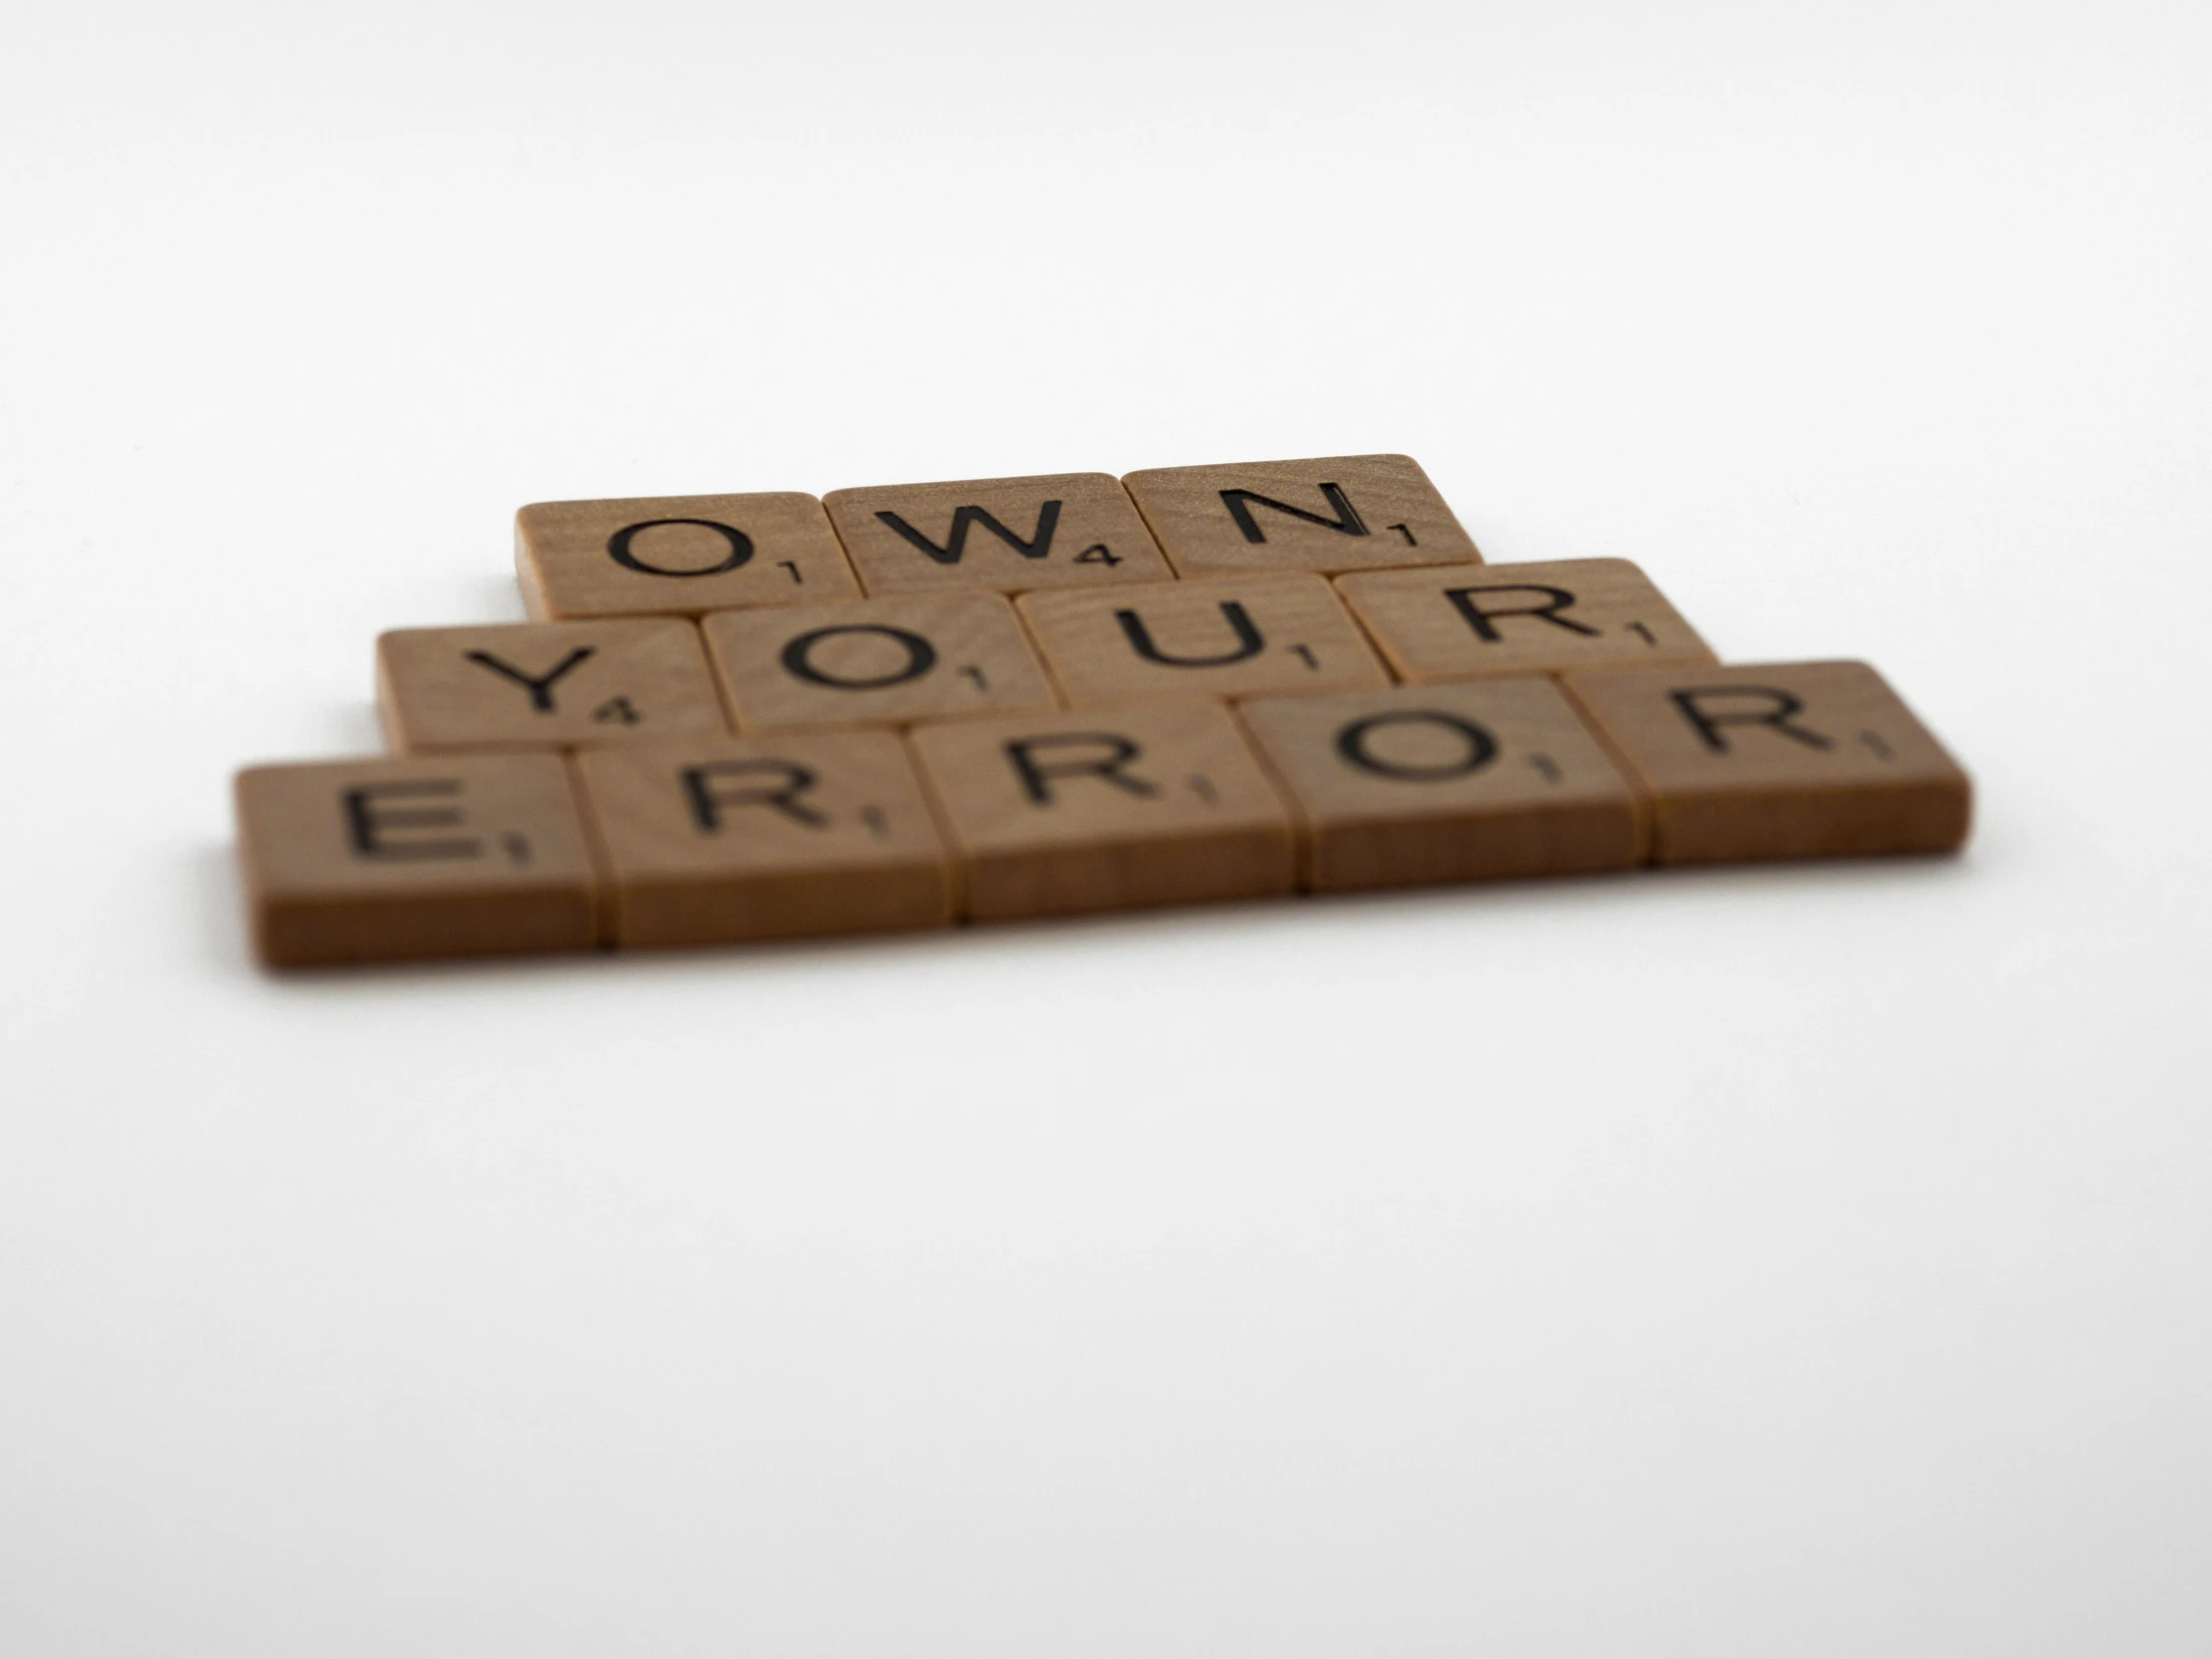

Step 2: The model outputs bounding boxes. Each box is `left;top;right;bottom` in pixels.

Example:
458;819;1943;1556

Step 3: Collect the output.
701;591;1058;733
1561;660;1972;863
515;492;859;619
1238;680;1646;891
906;702;1296;920
1016;573;1389;708
823;472;1172;596
570;732;952;947
1120;454;1480;578
1336;557;1717;683
235;753;599;967
378;620;729;754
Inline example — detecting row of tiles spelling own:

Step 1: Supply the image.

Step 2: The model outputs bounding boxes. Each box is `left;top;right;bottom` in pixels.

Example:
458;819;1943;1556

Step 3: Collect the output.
513;454;1480;617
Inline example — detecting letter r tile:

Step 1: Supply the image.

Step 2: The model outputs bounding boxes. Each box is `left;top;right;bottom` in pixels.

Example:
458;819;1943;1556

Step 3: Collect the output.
907;702;1296;920
1337;558;1717;682
570;732;952;947
1121;454;1480;578
1561;660;1973;863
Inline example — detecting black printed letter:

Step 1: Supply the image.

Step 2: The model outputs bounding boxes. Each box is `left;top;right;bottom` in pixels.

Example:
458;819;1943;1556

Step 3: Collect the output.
1667;686;1834;754
682;761;829;830
780;624;938;690
342;779;480;859
1442;584;1600;643
606;519;754;577
1003;733;1160;806
464;646;596;713
1335;711;1498;781
1114;601;1265;668
876;500;1062;566
1220;482;1368;545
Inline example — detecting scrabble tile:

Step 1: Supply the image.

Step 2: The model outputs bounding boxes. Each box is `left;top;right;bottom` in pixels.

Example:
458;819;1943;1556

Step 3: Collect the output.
516;492;859;619
701;591;1057;733
907;702;1296;920
1561;660;1972;863
378;620;729;754
235;753;598;967
1239;680;1646;891
823;472;1173;596
1016;573;1390;708
1336;557;1718;683
1121;453;1480;578
570;732;952;947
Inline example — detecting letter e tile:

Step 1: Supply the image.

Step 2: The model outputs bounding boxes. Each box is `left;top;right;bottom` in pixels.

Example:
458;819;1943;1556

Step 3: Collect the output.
234;753;599;966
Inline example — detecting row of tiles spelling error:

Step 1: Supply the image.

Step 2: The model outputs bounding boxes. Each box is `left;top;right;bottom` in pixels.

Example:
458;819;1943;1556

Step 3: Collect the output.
241;665;1972;967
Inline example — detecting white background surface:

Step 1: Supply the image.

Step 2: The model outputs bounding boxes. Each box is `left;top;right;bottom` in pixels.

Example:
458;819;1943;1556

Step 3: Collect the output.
3;2;2209;1653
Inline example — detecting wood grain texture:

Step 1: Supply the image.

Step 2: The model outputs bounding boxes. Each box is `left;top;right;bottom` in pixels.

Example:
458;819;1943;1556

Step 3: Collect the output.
1239;679;1646;891
1561;660;1972;863
1016;573;1389;708
1336;557;1717;683
823;472;1172;596
235;753;599;967
1120;454;1480;577
906;701;1295;920
701;591;1057;733
570;732;951;947
377;620;729;754
515;493;859;620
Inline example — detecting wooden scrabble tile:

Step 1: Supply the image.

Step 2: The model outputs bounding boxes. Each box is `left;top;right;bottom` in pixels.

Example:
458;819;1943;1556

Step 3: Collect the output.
378;620;729;754
235;753;598;967
516;492;859;619
1016;573;1389;708
1561;660;1972;863
1336;557;1718;683
1239;680;1646;891
701;591;1058;733
1120;453;1480;578
570;732;952;947
907;701;1296;920
823;472;1173;596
